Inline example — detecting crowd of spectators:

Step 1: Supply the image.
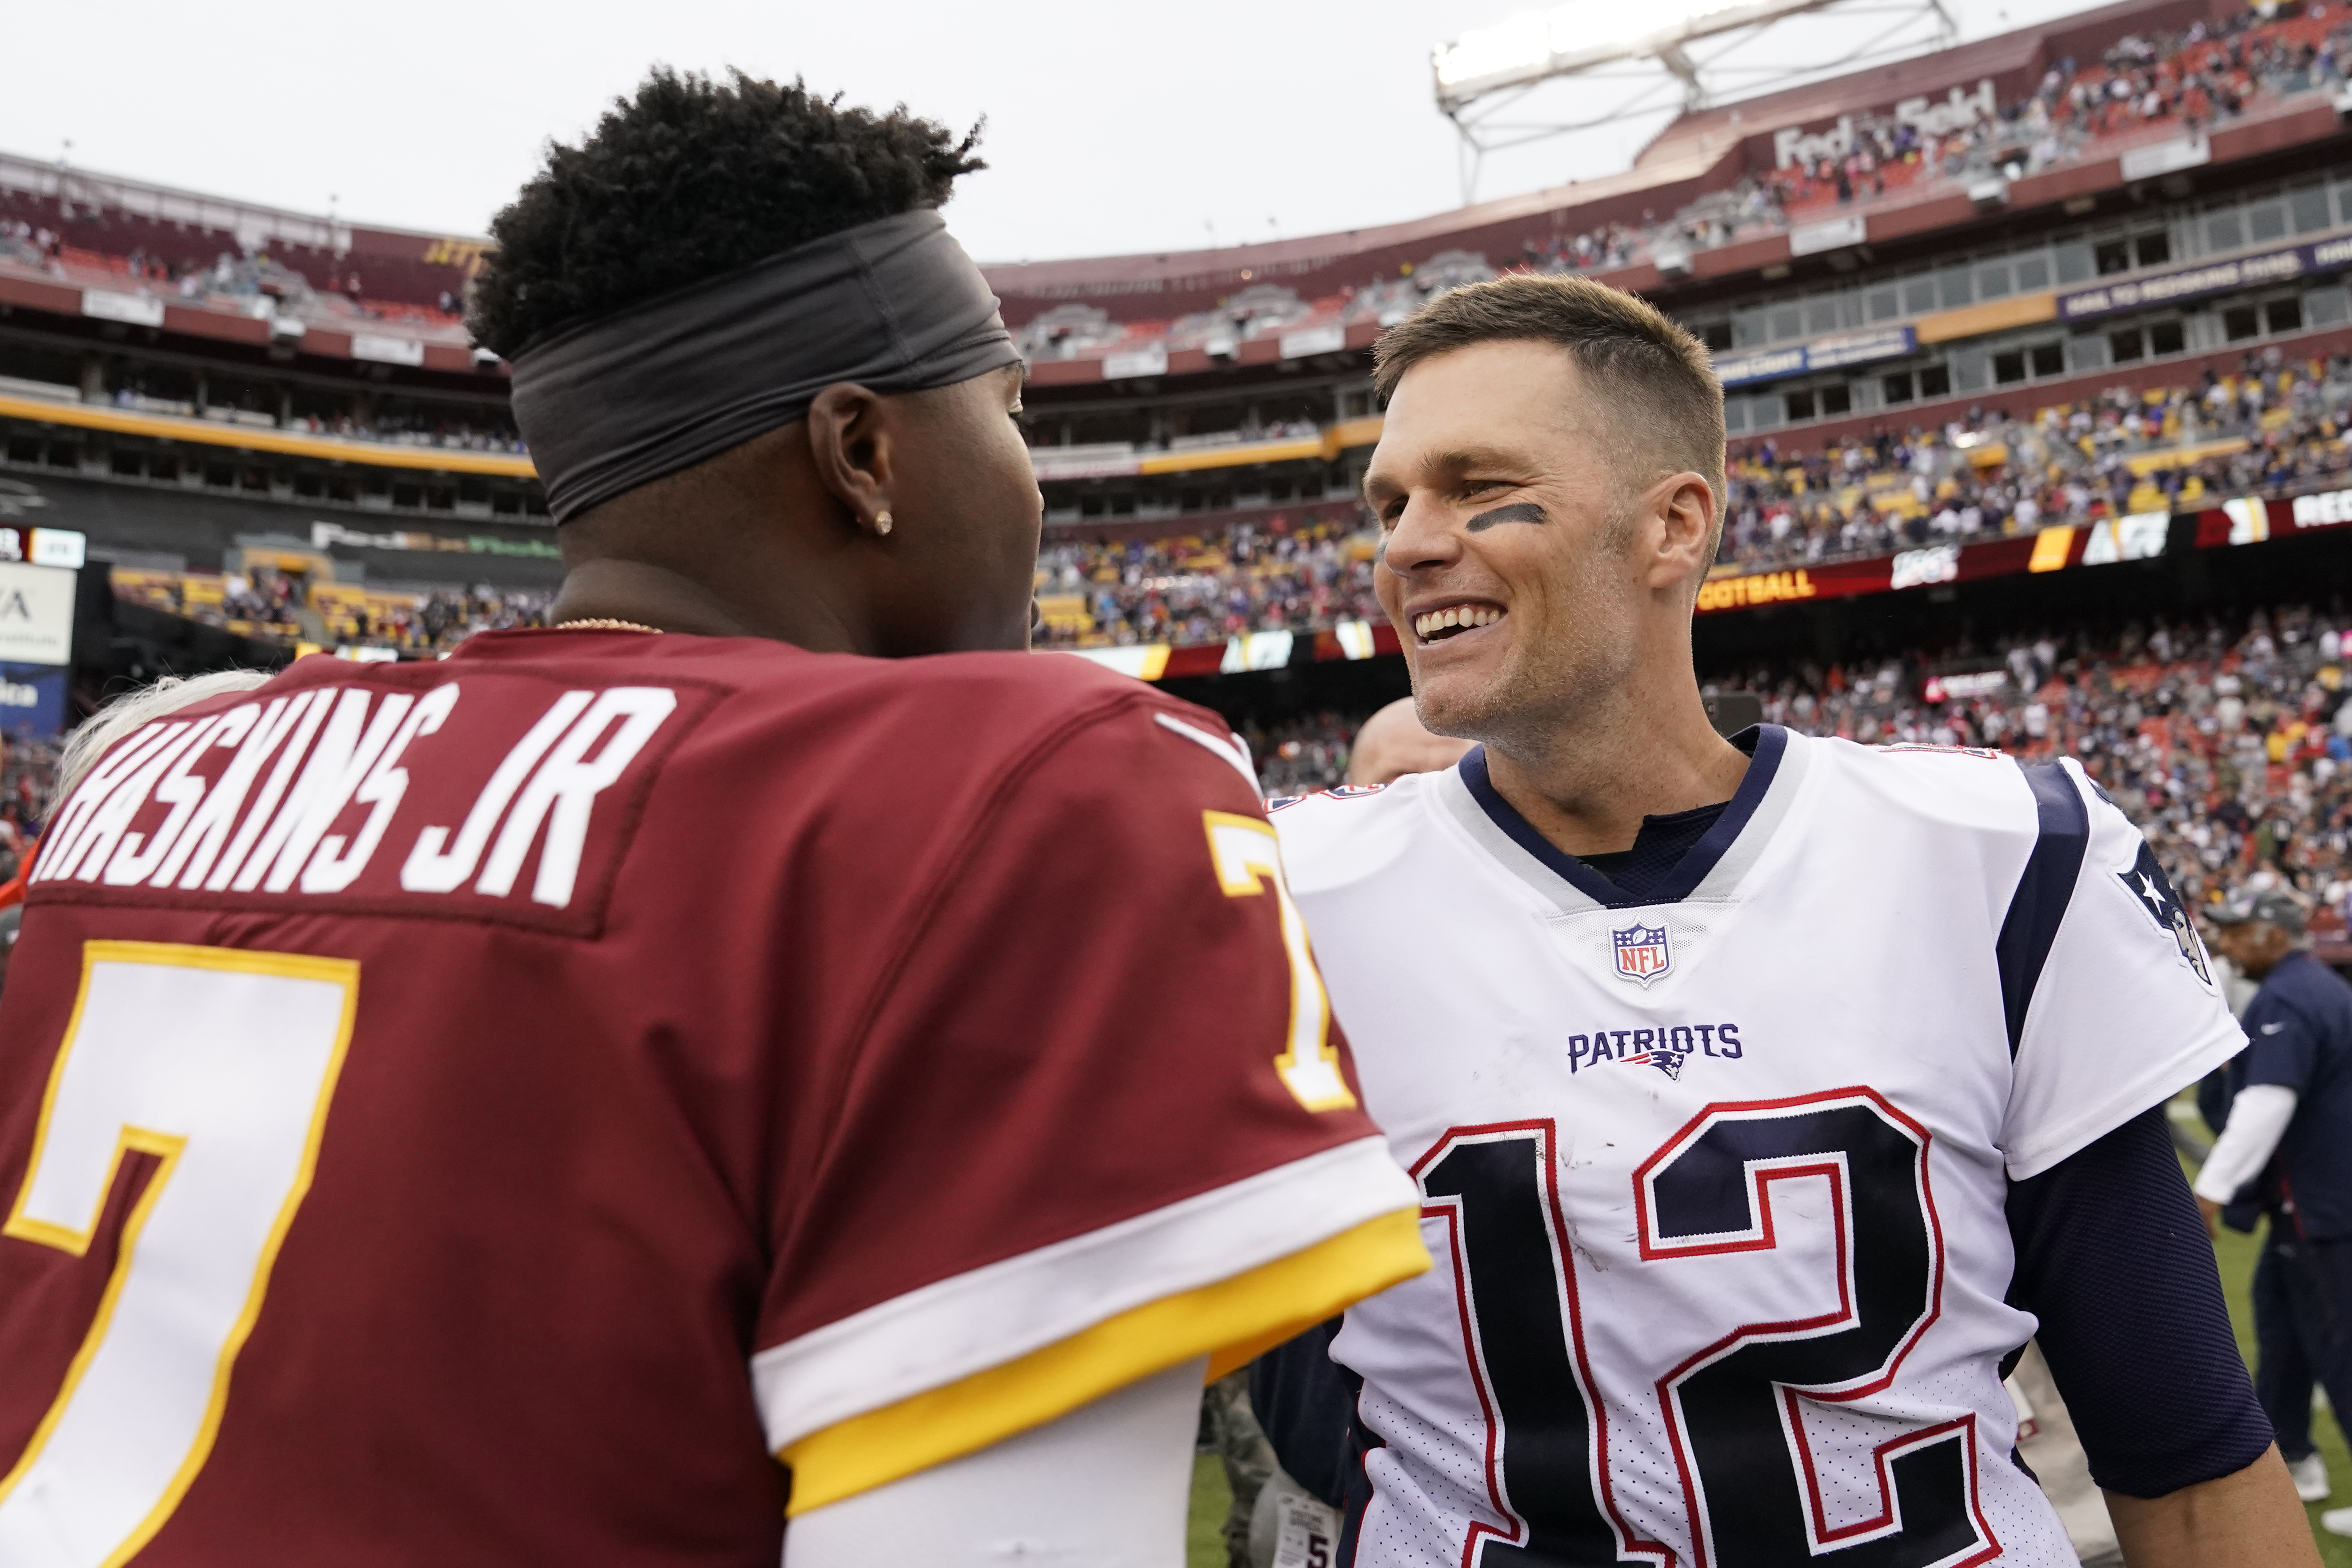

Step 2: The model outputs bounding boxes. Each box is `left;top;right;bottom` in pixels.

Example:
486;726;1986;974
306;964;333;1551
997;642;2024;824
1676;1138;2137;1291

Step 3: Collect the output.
1754;8;2339;220
0;739;56;854
1523;4;2349;282
1028;350;2352;651
330;584;558;653
1244;711;1363;798
1736;604;2352;933
278;411;527;453
120;568;556;655
78;368;527;453
1253;604;2352;943
1034;512;1383;648
1723;348;2352;572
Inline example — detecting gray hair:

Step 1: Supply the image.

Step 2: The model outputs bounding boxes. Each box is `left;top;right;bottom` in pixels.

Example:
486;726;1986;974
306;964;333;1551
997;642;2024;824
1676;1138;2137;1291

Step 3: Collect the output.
54;670;276;804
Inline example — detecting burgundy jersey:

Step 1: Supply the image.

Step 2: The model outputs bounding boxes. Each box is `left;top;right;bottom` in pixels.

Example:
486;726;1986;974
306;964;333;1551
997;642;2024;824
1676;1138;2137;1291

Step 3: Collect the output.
0;630;1423;1568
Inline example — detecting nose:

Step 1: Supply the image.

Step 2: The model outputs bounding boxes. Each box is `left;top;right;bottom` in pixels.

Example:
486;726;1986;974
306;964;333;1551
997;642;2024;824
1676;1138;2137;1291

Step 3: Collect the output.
1378;493;1465;582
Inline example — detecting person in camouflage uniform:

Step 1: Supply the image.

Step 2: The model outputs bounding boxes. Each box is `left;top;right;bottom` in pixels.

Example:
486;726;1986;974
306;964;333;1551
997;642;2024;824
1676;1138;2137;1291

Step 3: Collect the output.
1205;1372;1277;1568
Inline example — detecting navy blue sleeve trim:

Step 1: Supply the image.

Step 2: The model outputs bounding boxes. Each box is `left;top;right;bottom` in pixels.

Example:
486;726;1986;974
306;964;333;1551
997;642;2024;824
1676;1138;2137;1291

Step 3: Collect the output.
1996;759;2090;1058
1250;1317;1363;1509
2007;1104;2274;1498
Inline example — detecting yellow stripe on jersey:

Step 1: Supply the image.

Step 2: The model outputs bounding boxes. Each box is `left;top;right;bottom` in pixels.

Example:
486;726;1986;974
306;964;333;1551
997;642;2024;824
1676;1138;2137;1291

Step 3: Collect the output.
779;1204;1429;1516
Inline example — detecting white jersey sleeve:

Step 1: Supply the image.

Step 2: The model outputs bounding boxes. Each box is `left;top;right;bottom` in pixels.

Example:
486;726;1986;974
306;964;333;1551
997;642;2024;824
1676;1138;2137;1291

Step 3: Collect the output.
1999;756;2242;1178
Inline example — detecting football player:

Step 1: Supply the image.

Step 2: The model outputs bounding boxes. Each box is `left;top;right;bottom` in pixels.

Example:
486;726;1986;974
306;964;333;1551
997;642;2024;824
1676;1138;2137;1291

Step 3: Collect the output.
0;72;1425;1567
1261;273;2312;1566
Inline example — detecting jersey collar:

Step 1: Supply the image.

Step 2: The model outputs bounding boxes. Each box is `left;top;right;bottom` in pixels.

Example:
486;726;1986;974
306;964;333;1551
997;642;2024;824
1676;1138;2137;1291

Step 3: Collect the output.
1436;725;1802;913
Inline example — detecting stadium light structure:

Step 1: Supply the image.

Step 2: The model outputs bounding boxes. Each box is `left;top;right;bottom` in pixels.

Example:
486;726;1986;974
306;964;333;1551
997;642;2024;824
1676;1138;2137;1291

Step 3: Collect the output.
1433;0;1957;202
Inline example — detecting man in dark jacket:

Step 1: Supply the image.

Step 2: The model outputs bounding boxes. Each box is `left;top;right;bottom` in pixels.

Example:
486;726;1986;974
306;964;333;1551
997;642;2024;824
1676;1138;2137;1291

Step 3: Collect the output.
2199;888;2352;1527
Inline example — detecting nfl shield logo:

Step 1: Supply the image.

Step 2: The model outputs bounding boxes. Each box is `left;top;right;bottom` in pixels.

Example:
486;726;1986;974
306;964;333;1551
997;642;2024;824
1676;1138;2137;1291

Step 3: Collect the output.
1612;924;1672;986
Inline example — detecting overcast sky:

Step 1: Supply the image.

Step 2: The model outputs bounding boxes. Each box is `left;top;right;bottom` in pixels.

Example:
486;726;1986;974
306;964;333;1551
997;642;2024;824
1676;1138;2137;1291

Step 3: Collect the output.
6;0;2110;265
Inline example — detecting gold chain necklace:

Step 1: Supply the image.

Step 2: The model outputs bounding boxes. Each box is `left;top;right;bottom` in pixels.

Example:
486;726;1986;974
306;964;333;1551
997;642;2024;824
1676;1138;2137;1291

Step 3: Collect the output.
551;618;663;634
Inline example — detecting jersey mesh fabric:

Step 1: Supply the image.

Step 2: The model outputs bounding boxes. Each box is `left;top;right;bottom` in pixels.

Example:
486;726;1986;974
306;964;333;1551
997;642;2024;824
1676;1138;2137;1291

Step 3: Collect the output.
2006;1104;2274;1497
1576;801;1730;901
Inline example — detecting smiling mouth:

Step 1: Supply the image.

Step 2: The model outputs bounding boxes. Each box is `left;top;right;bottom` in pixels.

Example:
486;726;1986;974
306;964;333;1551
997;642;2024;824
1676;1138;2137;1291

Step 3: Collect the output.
1413;603;1506;644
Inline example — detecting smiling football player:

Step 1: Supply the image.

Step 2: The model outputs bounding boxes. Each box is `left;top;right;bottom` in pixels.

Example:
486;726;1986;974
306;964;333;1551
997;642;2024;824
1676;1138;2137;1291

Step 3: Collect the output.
1259;272;2311;1568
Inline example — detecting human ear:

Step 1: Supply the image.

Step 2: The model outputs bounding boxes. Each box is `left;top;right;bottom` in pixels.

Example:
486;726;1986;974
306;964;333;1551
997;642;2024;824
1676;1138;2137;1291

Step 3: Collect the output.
805;382;900;537
1646;473;1718;590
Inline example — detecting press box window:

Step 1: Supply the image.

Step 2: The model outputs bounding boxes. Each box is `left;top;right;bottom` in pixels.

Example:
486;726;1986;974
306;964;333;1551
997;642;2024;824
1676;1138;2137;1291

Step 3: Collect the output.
2111;326;2147;363
1883;370;1915;404
2224;304;2262;342
2267;297;2303;334
1997;344;2066;384
2149;320;2185;355
1917;364;1952;398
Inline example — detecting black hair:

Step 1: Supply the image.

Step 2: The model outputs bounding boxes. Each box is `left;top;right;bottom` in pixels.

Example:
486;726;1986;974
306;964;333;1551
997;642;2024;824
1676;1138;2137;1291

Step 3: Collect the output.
468;68;984;358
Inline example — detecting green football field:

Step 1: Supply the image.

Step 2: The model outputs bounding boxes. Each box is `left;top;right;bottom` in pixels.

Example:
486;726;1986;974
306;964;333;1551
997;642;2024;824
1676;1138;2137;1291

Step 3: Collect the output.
2210;1206;2352;1563
1182;1157;2352;1568
1188;1453;1234;1568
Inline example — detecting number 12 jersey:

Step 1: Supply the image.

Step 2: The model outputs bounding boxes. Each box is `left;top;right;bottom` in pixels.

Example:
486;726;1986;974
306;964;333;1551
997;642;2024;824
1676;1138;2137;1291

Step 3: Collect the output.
1272;727;2242;1568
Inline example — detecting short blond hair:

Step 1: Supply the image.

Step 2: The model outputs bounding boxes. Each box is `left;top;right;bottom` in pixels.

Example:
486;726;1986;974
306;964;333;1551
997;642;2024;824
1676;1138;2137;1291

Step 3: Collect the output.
54;670;274;803
1373;273;1726;511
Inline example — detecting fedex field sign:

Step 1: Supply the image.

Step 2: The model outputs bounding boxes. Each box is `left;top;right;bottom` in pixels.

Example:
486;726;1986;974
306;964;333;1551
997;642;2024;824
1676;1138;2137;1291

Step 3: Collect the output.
2292;488;2352;529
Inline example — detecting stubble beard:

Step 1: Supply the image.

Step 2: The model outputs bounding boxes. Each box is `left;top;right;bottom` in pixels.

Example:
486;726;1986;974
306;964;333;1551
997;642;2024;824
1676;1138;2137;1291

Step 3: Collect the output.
1411;497;1642;765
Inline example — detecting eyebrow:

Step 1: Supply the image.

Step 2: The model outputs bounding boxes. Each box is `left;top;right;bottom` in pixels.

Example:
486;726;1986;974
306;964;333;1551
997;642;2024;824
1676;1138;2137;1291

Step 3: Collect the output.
1362;445;1533;506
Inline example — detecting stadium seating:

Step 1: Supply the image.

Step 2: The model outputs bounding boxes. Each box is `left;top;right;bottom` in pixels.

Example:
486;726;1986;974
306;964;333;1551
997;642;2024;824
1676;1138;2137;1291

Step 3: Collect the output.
111;566;552;653
1023;351;2352;650
1719;350;2352;568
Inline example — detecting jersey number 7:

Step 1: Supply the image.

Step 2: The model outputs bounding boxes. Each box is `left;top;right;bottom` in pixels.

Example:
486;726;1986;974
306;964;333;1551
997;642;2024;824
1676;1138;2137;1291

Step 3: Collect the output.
1204;811;1356;1113
1416;1092;1995;1568
0;940;357;1568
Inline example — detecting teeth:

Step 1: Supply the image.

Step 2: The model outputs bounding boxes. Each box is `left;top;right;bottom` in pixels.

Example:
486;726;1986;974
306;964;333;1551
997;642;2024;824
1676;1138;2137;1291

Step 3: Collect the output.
1415;605;1504;639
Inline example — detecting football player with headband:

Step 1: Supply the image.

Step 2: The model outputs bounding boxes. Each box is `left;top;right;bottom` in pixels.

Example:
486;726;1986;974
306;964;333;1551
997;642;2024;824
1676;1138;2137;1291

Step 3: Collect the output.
0;72;1425;1568
1258;273;2312;1567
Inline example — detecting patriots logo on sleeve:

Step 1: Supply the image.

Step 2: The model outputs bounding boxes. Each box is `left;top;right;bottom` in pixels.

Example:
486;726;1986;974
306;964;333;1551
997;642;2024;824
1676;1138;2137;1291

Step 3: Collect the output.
2118;842;2212;985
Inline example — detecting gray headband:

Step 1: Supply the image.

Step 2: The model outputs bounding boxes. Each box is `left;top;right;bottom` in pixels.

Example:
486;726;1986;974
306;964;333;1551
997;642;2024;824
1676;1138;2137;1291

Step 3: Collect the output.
508;209;1022;524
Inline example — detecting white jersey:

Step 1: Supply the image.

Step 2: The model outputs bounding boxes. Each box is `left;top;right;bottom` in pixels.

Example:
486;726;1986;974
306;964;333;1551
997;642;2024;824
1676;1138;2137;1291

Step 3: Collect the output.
1273;727;2241;1568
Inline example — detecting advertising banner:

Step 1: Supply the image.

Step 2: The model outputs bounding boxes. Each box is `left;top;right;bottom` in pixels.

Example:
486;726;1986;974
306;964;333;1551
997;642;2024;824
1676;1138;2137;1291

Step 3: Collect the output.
1713;326;1915;387
1713;347;1807;386
0;561;76;667
2055;237;2352;324
0;663;67;737
1808;326;1917;370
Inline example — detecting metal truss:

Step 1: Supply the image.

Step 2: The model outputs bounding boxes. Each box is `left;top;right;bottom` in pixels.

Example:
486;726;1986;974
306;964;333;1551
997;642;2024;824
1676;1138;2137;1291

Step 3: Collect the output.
1440;0;1958;203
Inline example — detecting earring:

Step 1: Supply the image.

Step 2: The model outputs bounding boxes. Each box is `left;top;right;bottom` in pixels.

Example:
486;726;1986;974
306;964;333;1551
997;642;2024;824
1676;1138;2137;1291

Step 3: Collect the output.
872;510;893;536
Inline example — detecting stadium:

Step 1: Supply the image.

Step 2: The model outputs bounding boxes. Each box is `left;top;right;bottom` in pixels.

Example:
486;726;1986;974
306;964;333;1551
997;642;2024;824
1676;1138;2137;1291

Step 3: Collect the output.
1;0;2351;1560
3;0;2348;921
